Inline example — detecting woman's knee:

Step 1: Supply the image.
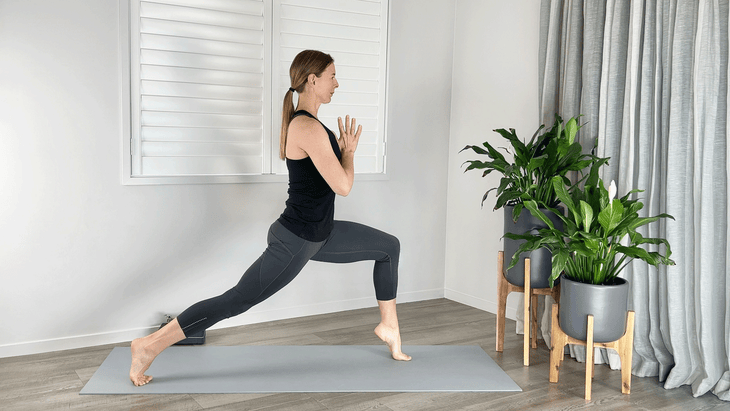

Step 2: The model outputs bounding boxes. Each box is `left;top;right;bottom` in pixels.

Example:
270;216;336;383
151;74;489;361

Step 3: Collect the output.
384;233;400;259
222;288;252;318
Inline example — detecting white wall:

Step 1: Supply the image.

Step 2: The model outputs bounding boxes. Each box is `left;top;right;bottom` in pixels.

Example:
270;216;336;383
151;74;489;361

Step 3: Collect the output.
444;0;541;319
0;0;455;357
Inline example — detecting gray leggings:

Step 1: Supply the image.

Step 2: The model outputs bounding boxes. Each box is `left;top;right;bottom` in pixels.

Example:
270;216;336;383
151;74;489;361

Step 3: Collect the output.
176;220;400;337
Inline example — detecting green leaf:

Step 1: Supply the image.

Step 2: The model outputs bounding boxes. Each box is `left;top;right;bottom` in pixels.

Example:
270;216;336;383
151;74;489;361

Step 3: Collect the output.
579;200;593;232
626;215;660;231
494;128;526;155
569;242;594;257
481;188;496;207
565;117;578;145
483;141;507;162
550;249;569;287
598;179;609;209
613;245;652;262
512;203;524;222
459;145;489;155
461;160;489;171
527;156;546;173
551;176;578;220
522;200;556;230
597;199;624;234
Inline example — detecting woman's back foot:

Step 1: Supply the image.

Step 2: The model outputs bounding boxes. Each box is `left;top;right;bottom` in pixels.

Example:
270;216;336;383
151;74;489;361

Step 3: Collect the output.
374;323;411;361
129;338;155;386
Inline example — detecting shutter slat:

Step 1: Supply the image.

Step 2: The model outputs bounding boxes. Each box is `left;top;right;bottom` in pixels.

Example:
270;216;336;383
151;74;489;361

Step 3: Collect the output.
142;126;263;143
141;2;264;29
141;33;263;59
142;141;262;157
140;18;263;44
141;65;263;87
141;95;262;115
280;0;380;15
141;80;263;101
145;0;264;15
142;111;262;129
279;19;379;43
142;156;263;176
280;4;380;29
142;50;263;73
279;33;380;55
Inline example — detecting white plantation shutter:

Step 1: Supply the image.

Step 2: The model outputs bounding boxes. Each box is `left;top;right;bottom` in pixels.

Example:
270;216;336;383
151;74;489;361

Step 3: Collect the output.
124;0;388;182
130;0;271;177
272;0;389;174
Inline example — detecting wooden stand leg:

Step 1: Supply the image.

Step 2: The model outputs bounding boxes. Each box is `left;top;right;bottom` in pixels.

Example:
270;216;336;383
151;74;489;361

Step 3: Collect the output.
496;251;507;352
531;293;539;349
585;315;594;401
549;303;564;383
620;311;635;394
523;258;531;366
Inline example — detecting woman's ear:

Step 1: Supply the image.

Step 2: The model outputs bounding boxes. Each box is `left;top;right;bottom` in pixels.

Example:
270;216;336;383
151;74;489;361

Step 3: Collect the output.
308;73;316;87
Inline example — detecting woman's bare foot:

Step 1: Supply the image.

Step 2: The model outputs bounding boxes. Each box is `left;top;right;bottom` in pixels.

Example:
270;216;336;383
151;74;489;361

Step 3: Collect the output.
374;323;411;361
129;338;155;386
129;318;186;386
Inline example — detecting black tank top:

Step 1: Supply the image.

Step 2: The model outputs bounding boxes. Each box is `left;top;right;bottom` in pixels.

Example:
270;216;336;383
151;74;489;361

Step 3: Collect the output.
277;110;342;242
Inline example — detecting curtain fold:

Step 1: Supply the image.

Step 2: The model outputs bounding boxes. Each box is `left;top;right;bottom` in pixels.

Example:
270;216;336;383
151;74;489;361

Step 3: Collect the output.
538;0;730;401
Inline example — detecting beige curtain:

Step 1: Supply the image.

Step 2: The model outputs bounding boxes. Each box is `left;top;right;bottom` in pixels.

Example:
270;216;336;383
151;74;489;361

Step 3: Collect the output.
537;0;730;401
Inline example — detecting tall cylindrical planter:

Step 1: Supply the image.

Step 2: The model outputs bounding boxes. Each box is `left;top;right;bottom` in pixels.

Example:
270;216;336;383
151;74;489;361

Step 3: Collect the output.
503;204;564;289
559;276;629;343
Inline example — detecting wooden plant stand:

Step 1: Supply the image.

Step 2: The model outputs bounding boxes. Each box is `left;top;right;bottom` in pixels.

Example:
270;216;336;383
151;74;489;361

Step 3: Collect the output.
549;303;636;401
496;251;560;366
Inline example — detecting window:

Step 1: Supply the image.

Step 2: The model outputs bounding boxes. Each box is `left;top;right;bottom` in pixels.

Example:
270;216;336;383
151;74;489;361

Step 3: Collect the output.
120;0;389;185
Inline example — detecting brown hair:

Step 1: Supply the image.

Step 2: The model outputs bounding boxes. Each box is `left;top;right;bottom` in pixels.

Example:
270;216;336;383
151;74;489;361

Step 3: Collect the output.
279;50;334;160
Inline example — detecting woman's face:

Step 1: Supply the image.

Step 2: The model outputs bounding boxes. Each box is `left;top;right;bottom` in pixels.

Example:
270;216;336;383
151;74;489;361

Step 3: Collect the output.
313;63;338;104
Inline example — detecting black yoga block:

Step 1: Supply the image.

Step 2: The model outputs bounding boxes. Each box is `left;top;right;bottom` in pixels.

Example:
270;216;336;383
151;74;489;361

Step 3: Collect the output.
158;320;205;345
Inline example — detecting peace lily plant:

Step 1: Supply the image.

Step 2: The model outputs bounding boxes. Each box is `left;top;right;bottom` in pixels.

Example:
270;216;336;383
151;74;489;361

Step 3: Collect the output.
504;162;676;287
460;116;599;221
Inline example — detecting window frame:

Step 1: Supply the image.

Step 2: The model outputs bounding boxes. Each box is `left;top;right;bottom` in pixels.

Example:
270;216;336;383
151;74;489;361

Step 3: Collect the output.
119;0;391;185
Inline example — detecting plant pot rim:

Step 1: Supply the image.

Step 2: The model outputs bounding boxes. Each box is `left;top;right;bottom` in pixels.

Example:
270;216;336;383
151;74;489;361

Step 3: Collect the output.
504;203;564;210
561;275;628;288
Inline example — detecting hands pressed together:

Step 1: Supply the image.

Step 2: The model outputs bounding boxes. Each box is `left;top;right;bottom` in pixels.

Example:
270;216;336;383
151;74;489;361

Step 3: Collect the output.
337;115;362;155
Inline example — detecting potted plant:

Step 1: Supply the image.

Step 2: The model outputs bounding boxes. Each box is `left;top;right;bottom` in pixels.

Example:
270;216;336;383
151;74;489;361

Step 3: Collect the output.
505;162;675;342
460;116;600;288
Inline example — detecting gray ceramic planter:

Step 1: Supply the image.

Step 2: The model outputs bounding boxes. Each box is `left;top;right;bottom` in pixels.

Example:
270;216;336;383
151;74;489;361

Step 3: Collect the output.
559;276;629;343
503;204;564;288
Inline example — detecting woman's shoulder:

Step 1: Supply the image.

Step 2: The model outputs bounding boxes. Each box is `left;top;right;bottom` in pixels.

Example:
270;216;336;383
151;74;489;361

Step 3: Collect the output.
289;115;327;140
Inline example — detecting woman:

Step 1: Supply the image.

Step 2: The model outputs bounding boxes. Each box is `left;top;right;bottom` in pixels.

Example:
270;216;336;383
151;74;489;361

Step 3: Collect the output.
129;50;411;387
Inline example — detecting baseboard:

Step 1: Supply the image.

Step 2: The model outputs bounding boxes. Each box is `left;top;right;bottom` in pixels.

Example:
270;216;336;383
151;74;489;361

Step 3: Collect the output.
0;288;444;359
443;288;518;321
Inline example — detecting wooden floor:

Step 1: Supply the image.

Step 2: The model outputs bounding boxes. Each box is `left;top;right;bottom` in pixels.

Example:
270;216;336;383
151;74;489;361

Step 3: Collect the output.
1;298;727;410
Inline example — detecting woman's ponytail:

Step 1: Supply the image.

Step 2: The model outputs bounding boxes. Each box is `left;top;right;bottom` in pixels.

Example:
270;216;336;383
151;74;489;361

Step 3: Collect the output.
279;88;296;160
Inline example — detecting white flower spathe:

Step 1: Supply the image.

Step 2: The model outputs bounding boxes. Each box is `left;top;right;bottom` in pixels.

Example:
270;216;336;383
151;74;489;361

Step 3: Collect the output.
608;180;617;201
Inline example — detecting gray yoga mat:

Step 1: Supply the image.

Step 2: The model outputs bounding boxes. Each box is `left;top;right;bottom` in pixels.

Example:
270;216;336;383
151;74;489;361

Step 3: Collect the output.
80;345;521;394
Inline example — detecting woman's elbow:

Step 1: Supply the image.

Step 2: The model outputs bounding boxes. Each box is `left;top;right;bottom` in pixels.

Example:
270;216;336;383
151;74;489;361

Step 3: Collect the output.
335;182;352;197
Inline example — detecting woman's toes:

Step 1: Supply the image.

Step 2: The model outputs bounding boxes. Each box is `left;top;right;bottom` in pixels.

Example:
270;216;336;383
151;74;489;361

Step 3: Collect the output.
393;351;411;361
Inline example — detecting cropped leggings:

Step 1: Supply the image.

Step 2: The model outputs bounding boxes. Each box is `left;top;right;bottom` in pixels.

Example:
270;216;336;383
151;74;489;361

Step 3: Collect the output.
176;220;400;337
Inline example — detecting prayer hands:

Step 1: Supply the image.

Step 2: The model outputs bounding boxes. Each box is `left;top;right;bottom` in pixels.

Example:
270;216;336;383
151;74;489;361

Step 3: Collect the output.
337;115;362;155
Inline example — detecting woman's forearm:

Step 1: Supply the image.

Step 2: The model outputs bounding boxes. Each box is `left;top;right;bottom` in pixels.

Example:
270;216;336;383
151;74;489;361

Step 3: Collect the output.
339;151;355;196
